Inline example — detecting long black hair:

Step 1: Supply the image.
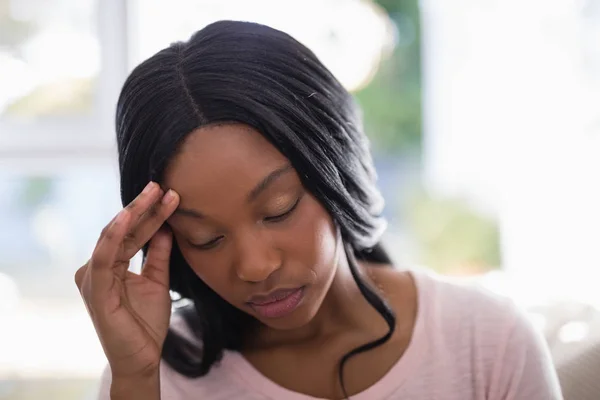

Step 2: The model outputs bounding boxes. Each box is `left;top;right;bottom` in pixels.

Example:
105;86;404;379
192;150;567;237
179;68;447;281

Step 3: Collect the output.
116;20;395;398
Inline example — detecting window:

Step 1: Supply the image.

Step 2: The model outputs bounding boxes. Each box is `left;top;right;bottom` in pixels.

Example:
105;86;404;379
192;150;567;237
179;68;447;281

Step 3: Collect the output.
0;1;127;397
0;0;127;165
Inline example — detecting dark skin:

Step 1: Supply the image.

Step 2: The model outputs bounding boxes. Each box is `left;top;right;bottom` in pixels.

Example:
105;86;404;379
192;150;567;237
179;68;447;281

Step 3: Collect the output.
75;122;417;400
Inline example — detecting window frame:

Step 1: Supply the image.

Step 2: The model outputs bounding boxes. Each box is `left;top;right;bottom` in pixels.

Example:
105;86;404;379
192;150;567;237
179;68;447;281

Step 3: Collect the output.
0;0;129;172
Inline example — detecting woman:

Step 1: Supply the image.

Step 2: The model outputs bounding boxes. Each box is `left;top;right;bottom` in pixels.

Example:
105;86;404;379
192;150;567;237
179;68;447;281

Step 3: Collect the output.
75;20;562;400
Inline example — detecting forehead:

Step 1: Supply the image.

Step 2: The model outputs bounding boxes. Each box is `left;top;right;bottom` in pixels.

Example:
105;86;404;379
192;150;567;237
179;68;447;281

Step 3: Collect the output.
163;123;291;199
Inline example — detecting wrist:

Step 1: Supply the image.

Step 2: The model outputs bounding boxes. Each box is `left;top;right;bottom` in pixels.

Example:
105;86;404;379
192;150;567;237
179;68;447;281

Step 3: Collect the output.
110;369;160;400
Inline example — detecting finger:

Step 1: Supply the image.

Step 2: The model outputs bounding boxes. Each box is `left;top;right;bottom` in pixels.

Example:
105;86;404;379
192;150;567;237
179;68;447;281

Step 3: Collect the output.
74;264;89;290
74;265;95;317
94;182;158;247
141;227;173;288
123;181;163;228
123;189;180;259
89;209;132;292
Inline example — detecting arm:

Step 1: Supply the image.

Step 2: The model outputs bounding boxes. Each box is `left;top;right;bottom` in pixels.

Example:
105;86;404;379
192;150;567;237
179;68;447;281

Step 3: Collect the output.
488;307;563;400
97;365;161;400
110;372;161;400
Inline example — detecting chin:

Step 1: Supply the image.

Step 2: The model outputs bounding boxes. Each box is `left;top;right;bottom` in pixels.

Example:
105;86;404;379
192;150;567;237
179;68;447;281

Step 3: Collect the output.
258;308;316;331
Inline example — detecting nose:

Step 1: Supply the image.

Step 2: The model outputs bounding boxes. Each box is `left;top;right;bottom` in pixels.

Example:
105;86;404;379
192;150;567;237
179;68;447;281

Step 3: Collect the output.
234;228;282;283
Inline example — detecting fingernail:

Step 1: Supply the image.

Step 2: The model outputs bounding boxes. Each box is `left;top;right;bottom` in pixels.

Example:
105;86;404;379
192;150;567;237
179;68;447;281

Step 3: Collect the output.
142;181;155;194
162;189;175;204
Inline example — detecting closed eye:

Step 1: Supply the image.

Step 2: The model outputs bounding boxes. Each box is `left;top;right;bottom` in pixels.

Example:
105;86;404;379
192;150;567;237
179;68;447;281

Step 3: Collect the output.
189;235;224;250
188;195;303;250
264;196;302;223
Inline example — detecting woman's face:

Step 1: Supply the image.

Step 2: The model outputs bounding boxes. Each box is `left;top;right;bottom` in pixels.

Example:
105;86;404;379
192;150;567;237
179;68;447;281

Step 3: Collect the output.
164;123;340;330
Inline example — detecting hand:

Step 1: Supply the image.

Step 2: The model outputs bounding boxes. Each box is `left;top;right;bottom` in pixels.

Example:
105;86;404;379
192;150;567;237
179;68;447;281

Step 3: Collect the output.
75;182;180;379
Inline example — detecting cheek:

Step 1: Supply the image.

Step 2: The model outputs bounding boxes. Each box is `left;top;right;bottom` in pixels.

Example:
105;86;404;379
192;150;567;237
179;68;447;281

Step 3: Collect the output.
285;199;338;277
173;238;236;300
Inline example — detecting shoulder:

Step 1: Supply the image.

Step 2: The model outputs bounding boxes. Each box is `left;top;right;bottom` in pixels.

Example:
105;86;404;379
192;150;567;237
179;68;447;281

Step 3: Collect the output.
412;268;562;398
369;265;526;343
413;268;530;336
413;267;548;362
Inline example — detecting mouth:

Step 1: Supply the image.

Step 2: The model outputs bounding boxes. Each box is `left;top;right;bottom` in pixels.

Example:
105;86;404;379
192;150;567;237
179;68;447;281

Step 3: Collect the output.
247;287;305;319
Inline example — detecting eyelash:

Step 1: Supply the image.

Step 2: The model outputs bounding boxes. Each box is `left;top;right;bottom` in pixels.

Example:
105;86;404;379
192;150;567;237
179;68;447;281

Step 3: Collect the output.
190;196;302;251
263;196;301;223
191;236;224;250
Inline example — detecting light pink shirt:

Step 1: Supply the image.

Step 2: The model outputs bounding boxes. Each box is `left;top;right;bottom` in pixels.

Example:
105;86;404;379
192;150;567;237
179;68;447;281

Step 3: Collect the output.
97;269;563;399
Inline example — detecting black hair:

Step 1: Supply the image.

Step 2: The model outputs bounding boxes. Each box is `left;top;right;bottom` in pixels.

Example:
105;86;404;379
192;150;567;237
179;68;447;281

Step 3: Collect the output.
116;20;395;398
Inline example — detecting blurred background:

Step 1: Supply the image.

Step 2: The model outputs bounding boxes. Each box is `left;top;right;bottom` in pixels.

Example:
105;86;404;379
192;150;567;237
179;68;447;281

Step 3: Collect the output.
1;0;599;398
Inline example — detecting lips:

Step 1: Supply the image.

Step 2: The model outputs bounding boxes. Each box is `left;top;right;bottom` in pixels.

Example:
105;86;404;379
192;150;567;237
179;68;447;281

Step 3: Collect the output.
247;287;305;319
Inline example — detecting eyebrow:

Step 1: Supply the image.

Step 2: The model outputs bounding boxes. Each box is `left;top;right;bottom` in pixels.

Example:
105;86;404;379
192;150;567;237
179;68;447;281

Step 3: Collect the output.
173;164;294;219
247;164;293;202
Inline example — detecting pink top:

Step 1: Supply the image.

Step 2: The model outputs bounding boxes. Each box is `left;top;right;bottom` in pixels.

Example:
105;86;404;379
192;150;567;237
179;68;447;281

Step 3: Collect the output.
97;269;563;399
